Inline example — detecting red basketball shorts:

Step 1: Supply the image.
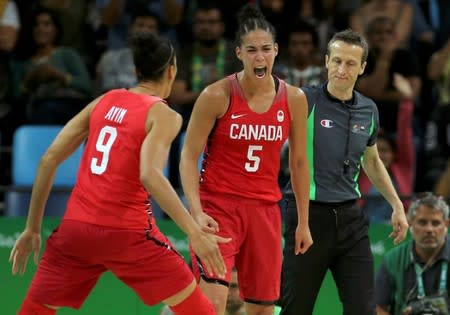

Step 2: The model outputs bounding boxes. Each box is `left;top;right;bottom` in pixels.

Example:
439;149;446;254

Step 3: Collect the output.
25;219;194;309
191;193;282;304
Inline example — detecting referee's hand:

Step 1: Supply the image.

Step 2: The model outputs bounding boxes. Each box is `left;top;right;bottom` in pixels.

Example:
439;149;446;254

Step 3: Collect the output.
390;205;408;244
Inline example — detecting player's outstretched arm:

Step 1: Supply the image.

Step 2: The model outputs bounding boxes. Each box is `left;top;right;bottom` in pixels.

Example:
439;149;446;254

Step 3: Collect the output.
9;98;97;275
141;102;230;278
180;81;229;233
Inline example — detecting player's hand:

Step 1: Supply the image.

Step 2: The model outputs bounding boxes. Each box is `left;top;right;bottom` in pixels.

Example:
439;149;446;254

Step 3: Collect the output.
189;230;231;279
9;230;41;275
390;204;408;245
193;212;219;234
295;224;313;255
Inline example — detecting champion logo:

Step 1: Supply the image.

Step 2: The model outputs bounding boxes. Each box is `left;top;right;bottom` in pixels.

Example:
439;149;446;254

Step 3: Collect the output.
320;119;334;128
231;113;247;119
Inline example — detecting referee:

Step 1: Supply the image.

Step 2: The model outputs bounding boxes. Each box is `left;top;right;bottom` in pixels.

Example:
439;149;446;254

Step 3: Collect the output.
280;29;409;315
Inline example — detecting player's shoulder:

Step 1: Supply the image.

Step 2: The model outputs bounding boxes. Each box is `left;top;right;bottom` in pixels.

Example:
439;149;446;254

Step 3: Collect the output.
200;77;230;101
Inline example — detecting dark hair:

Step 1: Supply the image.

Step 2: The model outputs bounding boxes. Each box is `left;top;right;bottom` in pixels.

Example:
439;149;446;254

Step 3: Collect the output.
30;6;62;48
196;0;223;16
129;32;174;81
288;18;319;47
377;131;397;152
326;29;369;64
235;3;276;46
129;7;161;29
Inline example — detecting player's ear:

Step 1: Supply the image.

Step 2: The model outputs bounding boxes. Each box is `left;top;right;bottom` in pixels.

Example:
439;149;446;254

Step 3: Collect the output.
235;46;242;60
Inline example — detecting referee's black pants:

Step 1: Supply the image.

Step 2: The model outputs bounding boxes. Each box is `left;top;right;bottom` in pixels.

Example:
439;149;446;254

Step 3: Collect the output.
280;198;375;315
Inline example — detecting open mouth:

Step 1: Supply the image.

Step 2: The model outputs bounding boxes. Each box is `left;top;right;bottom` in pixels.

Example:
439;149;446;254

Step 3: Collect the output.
254;67;267;78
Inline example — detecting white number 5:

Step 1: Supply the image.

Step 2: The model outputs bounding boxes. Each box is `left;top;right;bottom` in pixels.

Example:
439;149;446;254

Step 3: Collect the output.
245;145;262;172
90;126;117;175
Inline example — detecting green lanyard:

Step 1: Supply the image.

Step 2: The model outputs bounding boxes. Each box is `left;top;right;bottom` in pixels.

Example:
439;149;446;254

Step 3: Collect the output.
414;260;448;298
191;39;226;93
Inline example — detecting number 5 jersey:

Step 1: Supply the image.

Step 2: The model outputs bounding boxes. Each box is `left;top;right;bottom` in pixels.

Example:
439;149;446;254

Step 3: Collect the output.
199;74;291;203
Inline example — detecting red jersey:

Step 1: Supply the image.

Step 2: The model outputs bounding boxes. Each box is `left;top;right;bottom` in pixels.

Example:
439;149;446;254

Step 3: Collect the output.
64;89;161;229
200;74;291;202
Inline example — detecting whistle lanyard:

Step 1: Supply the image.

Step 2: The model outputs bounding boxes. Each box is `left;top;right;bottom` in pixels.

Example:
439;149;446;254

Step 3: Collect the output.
414;260;448;298
191;39;226;93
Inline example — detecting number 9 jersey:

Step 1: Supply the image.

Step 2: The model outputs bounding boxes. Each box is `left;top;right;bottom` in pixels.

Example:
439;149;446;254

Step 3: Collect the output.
64;89;161;230
199;74;291;203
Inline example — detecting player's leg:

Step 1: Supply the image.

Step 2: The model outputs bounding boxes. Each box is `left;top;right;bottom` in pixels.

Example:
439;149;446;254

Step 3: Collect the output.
164;279;216;315
280;201;336;315
18;298;58;315
112;223;228;314
190;195;244;314
237;202;281;315
17;221;107;314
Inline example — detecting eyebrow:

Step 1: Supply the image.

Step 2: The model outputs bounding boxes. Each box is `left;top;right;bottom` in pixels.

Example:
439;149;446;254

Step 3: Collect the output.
244;44;272;49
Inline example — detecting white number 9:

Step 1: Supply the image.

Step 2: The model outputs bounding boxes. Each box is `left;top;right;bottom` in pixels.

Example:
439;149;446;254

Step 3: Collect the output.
90;126;117;175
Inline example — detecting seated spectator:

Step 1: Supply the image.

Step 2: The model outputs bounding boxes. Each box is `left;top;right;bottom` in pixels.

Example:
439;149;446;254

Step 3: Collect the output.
349;0;413;48
95;8;159;95
273;18;325;88
424;37;450;188
169;1;241;127
356;16;421;134
11;6;93;124
375;192;450;315
359;74;416;223
97;0;183;50
434;159;450;204
0;0;22;145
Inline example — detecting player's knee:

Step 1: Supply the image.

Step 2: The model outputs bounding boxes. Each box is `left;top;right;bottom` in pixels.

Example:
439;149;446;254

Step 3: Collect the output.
18;297;57;315
169;285;215;315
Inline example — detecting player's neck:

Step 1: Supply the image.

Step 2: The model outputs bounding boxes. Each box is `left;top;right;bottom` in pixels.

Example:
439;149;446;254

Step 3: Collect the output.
238;71;274;94
130;81;166;98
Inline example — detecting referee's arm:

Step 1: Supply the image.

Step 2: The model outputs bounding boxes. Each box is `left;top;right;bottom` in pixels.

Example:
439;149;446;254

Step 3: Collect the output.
362;145;408;244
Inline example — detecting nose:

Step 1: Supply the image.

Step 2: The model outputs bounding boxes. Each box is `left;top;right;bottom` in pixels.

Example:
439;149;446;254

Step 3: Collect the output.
423;222;435;232
337;64;346;74
255;50;265;61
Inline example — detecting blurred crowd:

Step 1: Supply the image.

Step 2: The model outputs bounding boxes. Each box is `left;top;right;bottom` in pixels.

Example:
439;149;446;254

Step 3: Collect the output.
0;0;449;218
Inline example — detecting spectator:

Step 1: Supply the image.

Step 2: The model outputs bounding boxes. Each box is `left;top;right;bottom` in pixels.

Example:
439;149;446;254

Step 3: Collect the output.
273;18;325;88
359;75;416;223
11;6;93;124
97;0;184;50
167;1;241;188
424;37;450;188
356;16;421;135
169;1;241;127
95;8;159;95
349;0;413;48
375;192;450;315
0;0;22;145
434;159;450;204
